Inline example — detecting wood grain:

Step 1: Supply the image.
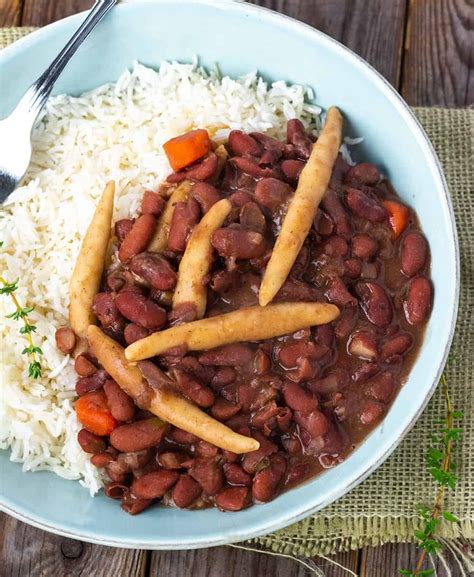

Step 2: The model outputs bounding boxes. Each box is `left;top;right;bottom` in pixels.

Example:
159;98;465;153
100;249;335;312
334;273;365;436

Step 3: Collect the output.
402;0;474;106
0;0;22;26
150;546;359;577
0;513;149;577
21;0;91;26
360;542;466;577
249;0;408;87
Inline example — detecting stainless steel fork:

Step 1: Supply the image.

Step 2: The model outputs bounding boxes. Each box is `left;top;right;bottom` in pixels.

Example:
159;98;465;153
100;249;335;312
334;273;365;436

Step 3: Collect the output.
0;0;117;203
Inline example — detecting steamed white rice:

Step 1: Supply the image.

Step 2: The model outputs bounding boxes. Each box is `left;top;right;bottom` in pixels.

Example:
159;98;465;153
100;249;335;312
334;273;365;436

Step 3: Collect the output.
0;60;321;493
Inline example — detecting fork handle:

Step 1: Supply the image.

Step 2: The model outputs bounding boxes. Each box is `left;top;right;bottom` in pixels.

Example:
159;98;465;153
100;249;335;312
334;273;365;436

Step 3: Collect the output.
18;0;117;119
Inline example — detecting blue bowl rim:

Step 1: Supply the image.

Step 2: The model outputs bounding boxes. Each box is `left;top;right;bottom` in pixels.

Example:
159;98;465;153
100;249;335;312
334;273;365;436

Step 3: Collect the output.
0;0;460;549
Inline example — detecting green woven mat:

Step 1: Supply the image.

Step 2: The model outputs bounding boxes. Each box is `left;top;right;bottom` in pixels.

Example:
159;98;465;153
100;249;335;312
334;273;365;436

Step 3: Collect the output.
2;28;473;557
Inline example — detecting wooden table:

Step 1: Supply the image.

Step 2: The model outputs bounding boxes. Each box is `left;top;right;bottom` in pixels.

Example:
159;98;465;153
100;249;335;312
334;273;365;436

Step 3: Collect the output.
1;1;472;575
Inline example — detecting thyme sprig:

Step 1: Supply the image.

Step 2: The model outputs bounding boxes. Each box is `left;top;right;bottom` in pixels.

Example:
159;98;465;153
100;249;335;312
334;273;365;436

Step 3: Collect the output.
400;373;462;576
1;244;43;379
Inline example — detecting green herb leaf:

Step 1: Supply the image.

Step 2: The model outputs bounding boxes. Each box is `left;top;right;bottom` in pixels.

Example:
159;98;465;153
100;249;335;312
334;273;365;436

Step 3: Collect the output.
399;571;414;576
21;345;43;356
19;324;37;334
419;570;435;577
6;305;34;320
442;511;459;523
28;361;42;379
0;278;19;295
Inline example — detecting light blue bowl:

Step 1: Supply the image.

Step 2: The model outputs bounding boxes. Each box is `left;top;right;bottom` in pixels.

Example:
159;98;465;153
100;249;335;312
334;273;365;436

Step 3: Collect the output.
0;0;459;549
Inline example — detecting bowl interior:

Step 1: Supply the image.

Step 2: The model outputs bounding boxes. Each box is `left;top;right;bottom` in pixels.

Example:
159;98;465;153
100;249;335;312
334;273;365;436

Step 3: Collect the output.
0;0;458;548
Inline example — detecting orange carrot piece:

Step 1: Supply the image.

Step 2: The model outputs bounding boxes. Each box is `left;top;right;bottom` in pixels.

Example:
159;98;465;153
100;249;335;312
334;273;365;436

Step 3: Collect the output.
164;129;211;171
76;390;118;436
383;200;409;238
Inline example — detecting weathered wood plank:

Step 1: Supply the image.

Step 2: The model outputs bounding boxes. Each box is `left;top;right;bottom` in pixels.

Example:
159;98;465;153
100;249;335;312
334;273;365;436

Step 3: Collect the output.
0;0;23;26
249;0;408;88
402;0;474;106
150;545;360;577
0;512;149;577
21;0;91;26
360;542;465;577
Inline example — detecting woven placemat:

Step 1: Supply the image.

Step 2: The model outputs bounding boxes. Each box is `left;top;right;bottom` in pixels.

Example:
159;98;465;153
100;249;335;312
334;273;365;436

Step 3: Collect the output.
1;28;473;557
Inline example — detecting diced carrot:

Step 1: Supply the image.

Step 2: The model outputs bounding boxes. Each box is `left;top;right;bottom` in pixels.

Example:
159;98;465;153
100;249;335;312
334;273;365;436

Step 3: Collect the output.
383;200;409;238
76;390;118;436
164;129;211;171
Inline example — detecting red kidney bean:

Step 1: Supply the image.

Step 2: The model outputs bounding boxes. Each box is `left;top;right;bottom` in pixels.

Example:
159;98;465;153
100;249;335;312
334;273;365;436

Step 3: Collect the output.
91;452;114;468
321;190;352;237
141;191;166;216
105;482;128;500
287;118;313;159
119;214;156;262
105;461;128;484
281;159;305;181
176;357;214;384
75;369;108;396
115;290;167;330
228;130;263;157
232;157;276;179
314;210;335;236
276;407;292;433
278;341;328;368
195;440;220;458
223;463;253;487
381;333;413;362
404;276;432;325
215;486;252;512
168;302;198;326
168;428;199;446
401;232;428;277
210;269;240;295
199;344;254;366
189;457;224;495
346;187;387;223
228;190;254;208
172;474;202;508
345;163;380;185
250;132;284;153
252;454;287;502
359;400;385;425
352;365;379;387
295;410;331;438
314;324;335;347
254;177;291;212
190;182;221;213
286;461;310;486
282;381;318;413
240;202;266;233
210;397;241;421
211;367;237;388
360;260;381;280
242;433;278;474
334;306;358;340
124;323;149;345
117;449;153;473
55;327;76;355
167;198;200;253
352;233;377;259
325;276;356;308
110;418;167;452
308;368;349;394
222;450;238;464
131;469;179;499
365;371;394;403
77;429;106;454
121;490;153;515
157;451;190;469
344;258;362;279
211;226;266;259
348;331;378;360
254;349;271;375
129;252;177;291
74;354;97;377
286;357;319;383
276;279;319;302
251;400;280;430
323;235;349;257
170;368;215;408
356;282;393;328
93;292;125;335
104;379;136;422
167;152;219;183
115;219;134;243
